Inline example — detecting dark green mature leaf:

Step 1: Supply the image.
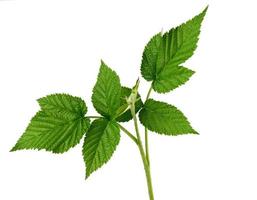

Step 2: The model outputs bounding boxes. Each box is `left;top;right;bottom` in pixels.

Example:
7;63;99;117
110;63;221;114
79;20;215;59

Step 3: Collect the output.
92;61;121;119
139;99;197;135
141;7;207;93
11;111;90;153
83;118;120;178
38;93;87;119
115;87;143;122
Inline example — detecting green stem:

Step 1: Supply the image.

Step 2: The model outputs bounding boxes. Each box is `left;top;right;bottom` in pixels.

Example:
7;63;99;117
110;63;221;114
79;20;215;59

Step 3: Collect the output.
145;85;153;165
145;128;150;165
118;124;138;145
146;85;153;100
131;104;154;200
86;116;101;119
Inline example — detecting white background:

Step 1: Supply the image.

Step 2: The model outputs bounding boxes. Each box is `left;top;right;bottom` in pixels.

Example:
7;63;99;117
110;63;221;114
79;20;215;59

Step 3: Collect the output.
1;0;257;199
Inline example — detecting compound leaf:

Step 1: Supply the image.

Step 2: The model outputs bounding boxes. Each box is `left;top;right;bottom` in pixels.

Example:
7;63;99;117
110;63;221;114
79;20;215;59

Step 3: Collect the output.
139;99;197;135
83;118;120;178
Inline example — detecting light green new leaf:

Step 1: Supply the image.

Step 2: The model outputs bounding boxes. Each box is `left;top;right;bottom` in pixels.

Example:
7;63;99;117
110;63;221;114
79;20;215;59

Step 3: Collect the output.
139;99;197;135
83;118;120;178
38;93;87;120
92;61;121;119
140;7;207;93
11;111;90;153
152;65;194;93
115;87;143;122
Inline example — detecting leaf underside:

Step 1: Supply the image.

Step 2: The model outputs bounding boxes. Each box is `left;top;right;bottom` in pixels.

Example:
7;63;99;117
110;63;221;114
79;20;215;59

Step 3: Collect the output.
139;99;197;135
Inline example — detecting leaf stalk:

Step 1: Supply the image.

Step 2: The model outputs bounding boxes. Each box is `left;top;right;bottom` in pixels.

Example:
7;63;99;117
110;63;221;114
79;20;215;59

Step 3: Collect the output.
118;124;138;144
145;85;153;166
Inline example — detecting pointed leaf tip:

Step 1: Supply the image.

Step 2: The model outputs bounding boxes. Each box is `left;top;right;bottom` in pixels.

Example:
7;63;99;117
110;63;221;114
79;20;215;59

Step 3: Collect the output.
92;61;121;118
140;7;207;93
139;99;197;135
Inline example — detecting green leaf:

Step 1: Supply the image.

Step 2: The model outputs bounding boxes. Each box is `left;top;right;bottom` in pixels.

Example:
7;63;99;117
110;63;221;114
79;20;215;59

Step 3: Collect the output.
139;99;197;135
140;7;207;93
156;7;207;72
82;118;120;178
11;111;90;153
92;61;121;119
141;33;162;81
38;93;87;119
115;87;143;122
11;94;90;153
152;65;195;93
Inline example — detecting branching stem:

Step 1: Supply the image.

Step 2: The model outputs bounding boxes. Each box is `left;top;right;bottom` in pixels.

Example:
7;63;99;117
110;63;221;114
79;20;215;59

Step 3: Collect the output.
131;103;154;200
118;124;138;144
86;116;101;119
87;98;155;200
